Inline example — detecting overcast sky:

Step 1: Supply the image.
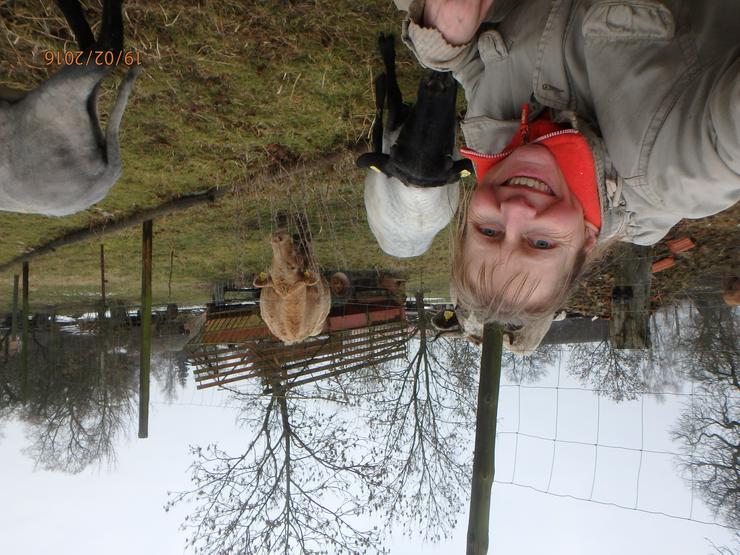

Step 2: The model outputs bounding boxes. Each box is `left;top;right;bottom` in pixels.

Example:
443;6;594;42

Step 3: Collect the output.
1;350;736;555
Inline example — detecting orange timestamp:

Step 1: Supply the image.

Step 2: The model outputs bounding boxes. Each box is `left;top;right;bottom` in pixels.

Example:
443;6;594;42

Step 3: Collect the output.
43;50;142;67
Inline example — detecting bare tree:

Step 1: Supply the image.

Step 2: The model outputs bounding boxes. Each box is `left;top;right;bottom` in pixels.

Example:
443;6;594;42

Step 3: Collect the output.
620;307;685;399
439;335;480;379
23;336;138;473
707;537;740;555
168;378;385;555
503;344;559;384
681;298;738;388
673;302;739;530
151;350;188;403
568;341;646;401
22;379;136;473
673;374;739;529
351;295;478;541
1;321;138;473
0;372;19;413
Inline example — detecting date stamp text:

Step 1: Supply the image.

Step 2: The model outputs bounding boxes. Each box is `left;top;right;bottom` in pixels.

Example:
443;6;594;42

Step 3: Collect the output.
43;50;142;67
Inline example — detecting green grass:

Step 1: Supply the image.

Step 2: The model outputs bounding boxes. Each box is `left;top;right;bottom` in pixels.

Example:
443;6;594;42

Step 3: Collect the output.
0;155;454;311
0;0;455;311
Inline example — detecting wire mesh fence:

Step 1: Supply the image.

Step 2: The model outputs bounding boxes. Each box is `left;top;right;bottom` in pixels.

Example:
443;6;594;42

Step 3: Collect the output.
494;347;739;533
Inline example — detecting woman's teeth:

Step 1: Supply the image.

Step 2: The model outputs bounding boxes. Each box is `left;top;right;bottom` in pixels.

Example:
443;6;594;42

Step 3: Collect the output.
502;176;554;195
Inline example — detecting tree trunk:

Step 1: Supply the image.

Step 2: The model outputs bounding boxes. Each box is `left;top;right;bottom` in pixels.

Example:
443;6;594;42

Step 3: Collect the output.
466;323;503;555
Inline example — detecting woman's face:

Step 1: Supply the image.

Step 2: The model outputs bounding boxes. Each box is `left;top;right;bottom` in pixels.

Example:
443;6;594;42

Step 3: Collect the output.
464;144;597;307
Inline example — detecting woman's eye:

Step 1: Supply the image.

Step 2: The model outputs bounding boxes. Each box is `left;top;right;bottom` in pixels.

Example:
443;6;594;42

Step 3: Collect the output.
479;227;500;237
531;239;553;249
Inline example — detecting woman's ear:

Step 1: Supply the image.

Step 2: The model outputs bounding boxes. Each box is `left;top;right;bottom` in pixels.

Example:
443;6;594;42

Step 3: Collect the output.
583;223;599;254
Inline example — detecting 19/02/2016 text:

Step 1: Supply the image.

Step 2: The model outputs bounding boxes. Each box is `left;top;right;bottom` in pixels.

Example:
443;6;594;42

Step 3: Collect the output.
42;50;141;67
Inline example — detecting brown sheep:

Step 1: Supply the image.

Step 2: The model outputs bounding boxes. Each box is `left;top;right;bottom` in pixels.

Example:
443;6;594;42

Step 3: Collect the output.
254;230;330;345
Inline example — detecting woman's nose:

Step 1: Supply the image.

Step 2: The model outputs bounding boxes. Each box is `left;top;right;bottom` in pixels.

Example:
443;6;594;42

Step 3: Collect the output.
500;196;537;220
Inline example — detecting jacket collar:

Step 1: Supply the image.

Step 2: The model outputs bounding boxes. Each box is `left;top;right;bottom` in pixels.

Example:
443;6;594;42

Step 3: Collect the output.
567;114;631;243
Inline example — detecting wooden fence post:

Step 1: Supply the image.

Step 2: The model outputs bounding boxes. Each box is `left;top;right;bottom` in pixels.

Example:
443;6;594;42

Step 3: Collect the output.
100;244;107;307
21;262;29;400
139;220;153;439
168;249;174;299
466;323;503;555
10;274;19;340
5;275;19;357
609;243;652;349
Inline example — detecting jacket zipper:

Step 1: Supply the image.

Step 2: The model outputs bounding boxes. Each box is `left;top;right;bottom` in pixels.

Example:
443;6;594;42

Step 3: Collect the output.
460;128;580;160
460;146;512;160
532;128;580;143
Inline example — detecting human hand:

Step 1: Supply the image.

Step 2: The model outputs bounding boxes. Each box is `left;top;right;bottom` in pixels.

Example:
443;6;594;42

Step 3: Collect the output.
423;0;495;45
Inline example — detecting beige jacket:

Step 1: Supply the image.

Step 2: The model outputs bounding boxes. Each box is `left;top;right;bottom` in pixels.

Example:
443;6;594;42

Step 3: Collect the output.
402;0;740;245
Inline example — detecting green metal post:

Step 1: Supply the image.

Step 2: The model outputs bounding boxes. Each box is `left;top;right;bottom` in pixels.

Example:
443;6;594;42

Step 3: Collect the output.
466;323;503;555
138;220;153;438
21;262;29;400
10;274;19;340
100;244;107;306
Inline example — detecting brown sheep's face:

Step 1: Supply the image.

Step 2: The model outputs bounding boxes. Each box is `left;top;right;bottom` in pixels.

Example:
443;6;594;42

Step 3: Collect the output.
254;230;319;292
270;230;306;279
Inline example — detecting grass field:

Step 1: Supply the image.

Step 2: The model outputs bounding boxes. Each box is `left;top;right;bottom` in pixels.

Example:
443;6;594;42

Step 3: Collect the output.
0;0;456;310
0;0;737;313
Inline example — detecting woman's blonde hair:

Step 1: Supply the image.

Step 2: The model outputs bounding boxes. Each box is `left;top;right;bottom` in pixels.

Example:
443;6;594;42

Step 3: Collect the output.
449;182;609;328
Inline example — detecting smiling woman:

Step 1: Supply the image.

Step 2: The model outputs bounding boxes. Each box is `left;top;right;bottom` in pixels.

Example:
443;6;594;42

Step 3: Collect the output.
404;0;740;352
451;117;599;340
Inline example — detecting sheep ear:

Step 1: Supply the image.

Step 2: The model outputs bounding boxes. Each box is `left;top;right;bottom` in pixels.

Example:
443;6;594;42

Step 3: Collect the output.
453;158;474;178
432;309;460;331
253;272;271;288
356;153;390;173
372;74;387;153
302;270;320;286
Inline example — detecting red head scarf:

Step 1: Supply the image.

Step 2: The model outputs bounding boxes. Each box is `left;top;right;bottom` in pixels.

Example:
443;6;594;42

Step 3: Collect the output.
460;106;602;230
